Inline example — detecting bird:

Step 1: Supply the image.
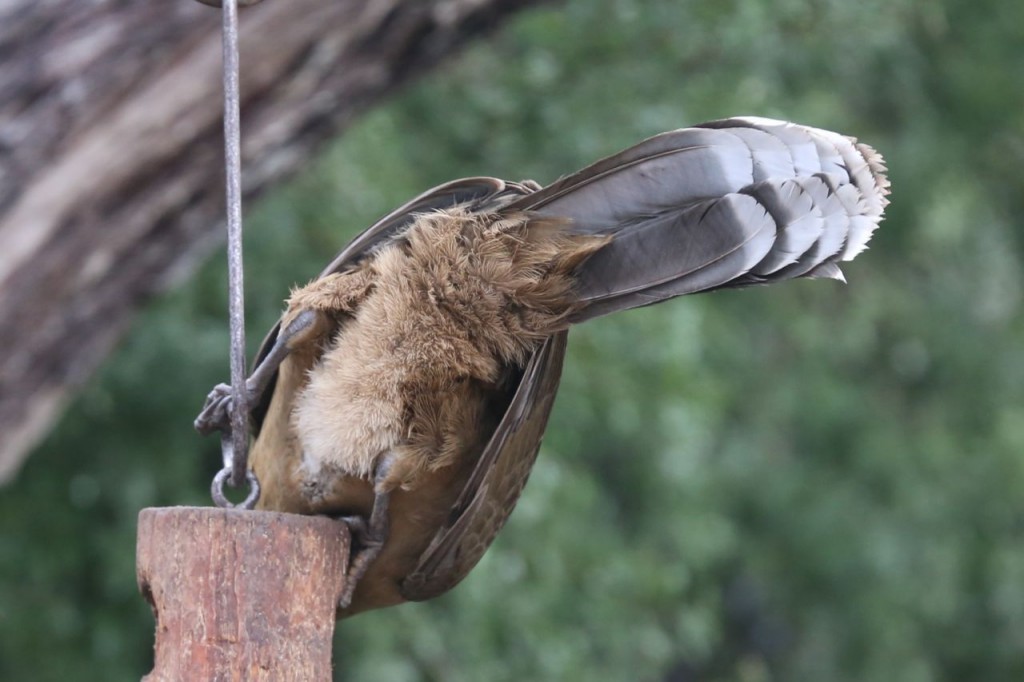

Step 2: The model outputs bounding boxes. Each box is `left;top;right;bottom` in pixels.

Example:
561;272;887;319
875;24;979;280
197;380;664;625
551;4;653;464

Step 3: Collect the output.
196;116;889;618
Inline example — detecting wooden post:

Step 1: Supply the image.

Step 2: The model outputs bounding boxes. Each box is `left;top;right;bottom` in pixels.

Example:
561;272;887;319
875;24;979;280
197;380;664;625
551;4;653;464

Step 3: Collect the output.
136;507;350;681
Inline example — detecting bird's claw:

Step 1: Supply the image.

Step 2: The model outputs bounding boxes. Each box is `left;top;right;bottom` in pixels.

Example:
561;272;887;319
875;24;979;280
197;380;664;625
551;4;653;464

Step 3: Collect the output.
336;515;372;609
336;458;392;610
339;515;369;542
194;383;235;434
338;539;385;609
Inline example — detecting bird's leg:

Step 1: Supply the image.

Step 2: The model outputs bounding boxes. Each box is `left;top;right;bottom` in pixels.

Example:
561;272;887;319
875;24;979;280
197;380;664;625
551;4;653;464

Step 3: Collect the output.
194;309;319;435
195;267;373;436
338;452;397;609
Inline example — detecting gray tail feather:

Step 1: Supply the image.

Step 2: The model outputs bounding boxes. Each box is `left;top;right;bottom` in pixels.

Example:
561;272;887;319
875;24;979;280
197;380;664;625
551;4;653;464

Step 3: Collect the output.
512;117;889;323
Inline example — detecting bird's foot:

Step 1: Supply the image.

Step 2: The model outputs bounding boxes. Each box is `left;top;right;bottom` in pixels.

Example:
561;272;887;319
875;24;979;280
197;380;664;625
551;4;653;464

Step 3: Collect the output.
336;453;396;609
337;517;386;609
194;382;238;435
339;515;368;541
194;311;322;437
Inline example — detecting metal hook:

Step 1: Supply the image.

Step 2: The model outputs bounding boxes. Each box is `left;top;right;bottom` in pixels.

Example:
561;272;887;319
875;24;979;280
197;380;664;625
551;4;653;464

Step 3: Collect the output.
212;466;261;510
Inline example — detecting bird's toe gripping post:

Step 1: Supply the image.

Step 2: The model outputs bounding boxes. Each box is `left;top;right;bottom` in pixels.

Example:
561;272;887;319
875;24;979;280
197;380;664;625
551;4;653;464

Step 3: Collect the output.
337;452;397;609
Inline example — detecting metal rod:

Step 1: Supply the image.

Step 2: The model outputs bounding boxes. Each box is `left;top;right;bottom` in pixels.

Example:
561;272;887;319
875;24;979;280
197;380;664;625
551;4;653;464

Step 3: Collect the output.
221;0;250;488
196;0;264;6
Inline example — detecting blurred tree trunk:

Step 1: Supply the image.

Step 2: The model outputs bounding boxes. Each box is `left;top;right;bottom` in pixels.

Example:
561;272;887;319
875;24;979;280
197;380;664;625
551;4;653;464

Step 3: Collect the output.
0;0;542;482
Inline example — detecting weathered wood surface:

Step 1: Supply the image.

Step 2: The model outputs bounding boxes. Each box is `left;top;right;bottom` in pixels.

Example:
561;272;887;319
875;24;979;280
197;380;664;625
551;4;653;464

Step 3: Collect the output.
0;0;541;483
137;506;351;681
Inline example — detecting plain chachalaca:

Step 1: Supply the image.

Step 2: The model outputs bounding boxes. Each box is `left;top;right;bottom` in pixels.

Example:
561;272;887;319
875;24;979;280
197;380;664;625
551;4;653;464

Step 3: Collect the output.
196;116;890;617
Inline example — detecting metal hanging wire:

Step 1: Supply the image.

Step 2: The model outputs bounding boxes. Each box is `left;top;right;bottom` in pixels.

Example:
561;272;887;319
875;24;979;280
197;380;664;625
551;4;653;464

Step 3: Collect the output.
200;0;265;509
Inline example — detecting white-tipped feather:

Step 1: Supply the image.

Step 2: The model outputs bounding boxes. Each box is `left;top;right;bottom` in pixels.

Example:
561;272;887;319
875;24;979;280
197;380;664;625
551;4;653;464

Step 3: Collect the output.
728;117;824;176
745;180;824;275
806;262;847;282
715;126;798;182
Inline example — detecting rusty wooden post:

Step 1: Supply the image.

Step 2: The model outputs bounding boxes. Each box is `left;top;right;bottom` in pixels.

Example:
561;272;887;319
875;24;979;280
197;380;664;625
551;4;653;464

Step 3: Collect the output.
137;506;350;681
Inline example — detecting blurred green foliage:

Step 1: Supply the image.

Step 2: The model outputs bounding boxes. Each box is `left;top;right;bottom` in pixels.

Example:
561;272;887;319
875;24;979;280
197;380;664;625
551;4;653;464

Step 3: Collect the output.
2;0;1023;679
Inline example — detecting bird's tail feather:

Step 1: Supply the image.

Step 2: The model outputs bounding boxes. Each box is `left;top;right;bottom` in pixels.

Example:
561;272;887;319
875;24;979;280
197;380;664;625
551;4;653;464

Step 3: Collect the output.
512;117;889;323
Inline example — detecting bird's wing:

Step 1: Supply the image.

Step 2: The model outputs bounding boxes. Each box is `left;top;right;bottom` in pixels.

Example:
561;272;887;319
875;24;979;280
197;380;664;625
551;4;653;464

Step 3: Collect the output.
402;331;568;601
506;117;889;322
250;177;538;431
316;177;540;278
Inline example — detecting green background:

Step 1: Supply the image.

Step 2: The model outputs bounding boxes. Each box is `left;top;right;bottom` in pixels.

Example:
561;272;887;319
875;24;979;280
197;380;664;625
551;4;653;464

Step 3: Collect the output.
3;0;1024;679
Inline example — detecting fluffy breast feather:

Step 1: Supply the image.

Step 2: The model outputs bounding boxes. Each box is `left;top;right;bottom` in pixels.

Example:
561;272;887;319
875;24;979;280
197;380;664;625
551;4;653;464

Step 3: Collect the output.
291;208;608;491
